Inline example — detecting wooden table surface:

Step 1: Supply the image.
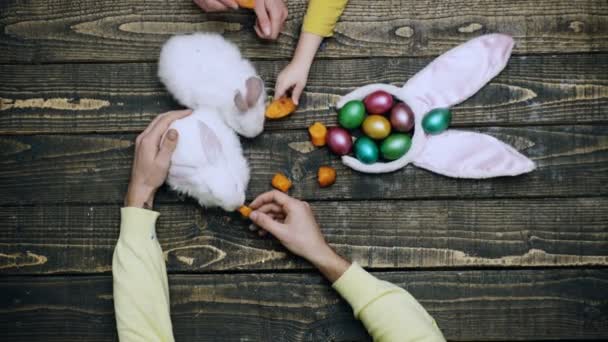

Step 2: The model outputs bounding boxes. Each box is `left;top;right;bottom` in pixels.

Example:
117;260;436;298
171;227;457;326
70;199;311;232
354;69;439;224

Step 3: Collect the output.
1;0;607;340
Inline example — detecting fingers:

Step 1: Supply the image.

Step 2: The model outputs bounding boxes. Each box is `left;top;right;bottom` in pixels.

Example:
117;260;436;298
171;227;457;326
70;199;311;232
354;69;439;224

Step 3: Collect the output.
291;81;305;105
254;22;265;38
137;110;191;147
268;3;287;40
217;0;238;9
250;211;285;238
257;202;283;214
138;113;167;143
146;110;192;147
274;77;290;100
254;2;271;37
249;190;293;210
156;129;179;167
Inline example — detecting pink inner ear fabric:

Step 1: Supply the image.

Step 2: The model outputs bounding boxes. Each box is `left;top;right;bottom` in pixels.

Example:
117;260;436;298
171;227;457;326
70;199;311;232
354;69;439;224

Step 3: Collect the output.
401;34;514;112
413;130;535;179
198;121;222;164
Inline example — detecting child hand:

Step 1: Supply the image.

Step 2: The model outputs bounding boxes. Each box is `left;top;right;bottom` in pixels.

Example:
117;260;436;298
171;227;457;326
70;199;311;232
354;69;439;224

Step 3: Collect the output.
253;0;288;40
274;61;309;105
194;0;238;12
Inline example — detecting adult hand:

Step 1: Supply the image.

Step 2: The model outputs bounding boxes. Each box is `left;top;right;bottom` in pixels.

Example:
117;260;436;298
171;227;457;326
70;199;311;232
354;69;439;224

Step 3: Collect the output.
254;0;288;40
125;110;192;209
249;191;350;281
193;0;238;12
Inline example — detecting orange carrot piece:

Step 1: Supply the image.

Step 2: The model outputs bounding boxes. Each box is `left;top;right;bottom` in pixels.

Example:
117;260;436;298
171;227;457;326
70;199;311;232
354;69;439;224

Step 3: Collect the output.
271;173;292;192
265;97;297;119
236;0;255;9
317;166;337;188
238;205;253;218
308;122;327;147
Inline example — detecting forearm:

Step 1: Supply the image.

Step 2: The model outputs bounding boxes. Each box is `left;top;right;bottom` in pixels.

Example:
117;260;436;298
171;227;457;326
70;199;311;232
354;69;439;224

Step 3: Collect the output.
113;207;174;342
332;264;445;342
291;32;323;70
309;245;351;283
125;180;156;209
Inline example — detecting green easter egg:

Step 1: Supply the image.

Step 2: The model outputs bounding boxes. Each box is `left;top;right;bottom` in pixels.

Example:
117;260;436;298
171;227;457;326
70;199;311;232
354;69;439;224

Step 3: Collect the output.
422;108;452;134
380;133;411;160
339;100;366;129
354;136;379;164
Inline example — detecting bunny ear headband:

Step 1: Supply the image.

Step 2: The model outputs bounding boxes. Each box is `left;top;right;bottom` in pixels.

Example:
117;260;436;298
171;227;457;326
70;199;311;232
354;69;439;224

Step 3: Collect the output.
337;34;535;178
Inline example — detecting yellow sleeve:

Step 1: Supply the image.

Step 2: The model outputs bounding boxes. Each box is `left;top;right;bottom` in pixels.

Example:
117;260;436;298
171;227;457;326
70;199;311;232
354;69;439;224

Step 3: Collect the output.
302;0;349;37
333;263;445;342
112;207;174;342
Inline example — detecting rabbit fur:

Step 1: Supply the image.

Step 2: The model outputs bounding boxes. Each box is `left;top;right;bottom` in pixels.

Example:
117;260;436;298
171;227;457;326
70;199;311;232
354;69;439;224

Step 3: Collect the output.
158;33;266;211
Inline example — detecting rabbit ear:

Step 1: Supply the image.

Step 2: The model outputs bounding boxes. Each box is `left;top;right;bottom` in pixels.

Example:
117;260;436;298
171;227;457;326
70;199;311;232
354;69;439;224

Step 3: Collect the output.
234;91;248;112
245;76;264;108
402;34;514;110
412;130;535;178
198;121;223;164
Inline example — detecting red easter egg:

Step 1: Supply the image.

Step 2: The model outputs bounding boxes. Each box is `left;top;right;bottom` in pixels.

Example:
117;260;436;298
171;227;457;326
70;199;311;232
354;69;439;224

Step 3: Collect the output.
390;102;415;132
364;90;394;114
326;127;353;156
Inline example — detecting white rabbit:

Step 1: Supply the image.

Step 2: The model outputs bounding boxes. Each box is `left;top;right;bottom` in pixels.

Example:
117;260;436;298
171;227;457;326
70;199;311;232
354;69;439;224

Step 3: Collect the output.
157;33;265;210
337;34;536;178
165;109;248;211
158;33;266;138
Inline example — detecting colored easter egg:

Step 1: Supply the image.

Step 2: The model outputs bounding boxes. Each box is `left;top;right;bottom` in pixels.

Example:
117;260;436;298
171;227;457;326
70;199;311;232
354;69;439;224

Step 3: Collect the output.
354;136;379;164
422;108;452;134
364;90;394;114
381;133;412;160
390;102;415;132
338;100;366;129
362;115;391;140
326;127;353;155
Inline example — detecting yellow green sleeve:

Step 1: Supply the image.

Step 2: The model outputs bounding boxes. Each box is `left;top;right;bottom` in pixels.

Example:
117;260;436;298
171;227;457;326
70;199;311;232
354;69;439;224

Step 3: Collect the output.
302;0;349;37
333;263;445;342
112;207;174;342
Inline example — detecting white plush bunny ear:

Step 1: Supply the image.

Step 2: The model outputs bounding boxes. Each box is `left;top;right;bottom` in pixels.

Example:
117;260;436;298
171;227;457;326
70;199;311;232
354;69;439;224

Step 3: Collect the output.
412;130;535;178
198;121;223;164
401;34;514;113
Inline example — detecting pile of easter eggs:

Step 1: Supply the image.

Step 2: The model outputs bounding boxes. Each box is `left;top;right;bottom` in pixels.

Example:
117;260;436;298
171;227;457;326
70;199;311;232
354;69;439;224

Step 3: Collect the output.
326;90;452;164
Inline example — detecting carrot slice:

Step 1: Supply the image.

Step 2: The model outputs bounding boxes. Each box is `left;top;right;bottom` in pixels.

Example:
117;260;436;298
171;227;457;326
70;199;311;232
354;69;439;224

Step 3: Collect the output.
237;205;253;218
317;166;337;188
236;0;255;9
265;97;297;119
271;173;292;192
308;122;327;147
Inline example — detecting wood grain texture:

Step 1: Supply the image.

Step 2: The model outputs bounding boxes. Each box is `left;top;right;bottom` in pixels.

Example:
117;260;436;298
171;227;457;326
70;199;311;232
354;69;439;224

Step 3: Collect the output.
0;125;606;205
1;54;607;134
0;0;606;63
1;269;607;341
1;198;606;274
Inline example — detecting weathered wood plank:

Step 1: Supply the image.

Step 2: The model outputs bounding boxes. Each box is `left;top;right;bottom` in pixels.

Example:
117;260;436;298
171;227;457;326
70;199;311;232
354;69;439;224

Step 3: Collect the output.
1;54;607;134
0;126;606;205
0;198;606;274
1;269;607;341
0;0;606;63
